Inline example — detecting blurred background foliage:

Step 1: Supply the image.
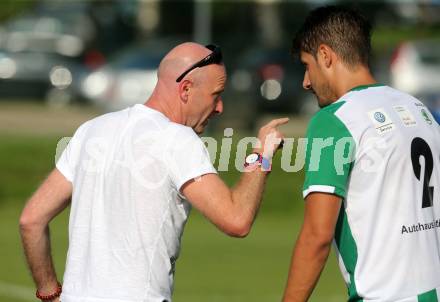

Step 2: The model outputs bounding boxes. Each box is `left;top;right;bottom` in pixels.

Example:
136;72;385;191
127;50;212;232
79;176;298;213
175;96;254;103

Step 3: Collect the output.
0;1;36;22
0;0;439;124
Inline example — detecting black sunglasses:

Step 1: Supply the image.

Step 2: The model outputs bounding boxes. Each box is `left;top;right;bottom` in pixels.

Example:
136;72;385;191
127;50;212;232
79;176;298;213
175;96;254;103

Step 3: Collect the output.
176;44;223;83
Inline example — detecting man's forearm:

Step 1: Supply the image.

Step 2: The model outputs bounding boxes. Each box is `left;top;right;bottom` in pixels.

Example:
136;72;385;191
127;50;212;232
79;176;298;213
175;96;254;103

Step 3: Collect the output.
231;168;269;226
20;224;59;292
283;232;332;302
227;119;286;228
182;119;286;237
228;141;277;228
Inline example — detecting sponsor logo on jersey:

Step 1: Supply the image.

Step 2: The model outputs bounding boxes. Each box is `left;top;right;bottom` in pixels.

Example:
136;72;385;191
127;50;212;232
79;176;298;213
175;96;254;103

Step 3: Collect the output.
394;105;417;127
401;218;440;234
374;112;386;123
368;108;395;134
421;108;433;125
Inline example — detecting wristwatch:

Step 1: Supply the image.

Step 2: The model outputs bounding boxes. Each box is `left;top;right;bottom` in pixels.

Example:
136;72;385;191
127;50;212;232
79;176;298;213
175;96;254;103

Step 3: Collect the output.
244;152;271;172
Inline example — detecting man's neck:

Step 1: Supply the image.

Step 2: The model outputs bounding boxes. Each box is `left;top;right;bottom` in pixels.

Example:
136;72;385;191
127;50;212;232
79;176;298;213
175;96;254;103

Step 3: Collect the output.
334;65;377;98
144;91;184;125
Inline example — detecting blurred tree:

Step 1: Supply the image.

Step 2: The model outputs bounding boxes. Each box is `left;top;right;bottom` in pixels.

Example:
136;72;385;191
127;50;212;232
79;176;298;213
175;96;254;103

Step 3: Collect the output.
158;1;194;36
137;0;160;39
0;0;37;22
255;0;282;48
87;0;137;56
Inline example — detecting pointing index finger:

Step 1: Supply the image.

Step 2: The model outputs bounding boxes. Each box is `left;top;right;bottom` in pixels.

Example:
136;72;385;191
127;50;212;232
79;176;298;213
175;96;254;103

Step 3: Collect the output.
267;117;290;128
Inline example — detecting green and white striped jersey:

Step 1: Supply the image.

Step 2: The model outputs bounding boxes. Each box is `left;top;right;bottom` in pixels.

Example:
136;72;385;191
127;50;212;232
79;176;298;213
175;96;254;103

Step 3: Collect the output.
303;84;440;302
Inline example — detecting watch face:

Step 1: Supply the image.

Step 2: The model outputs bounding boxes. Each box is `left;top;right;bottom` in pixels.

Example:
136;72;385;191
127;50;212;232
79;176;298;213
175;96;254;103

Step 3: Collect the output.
245;153;260;164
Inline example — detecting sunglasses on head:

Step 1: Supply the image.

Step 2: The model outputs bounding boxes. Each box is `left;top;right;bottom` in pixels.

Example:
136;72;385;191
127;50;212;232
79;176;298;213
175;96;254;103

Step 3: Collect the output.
176;44;223;83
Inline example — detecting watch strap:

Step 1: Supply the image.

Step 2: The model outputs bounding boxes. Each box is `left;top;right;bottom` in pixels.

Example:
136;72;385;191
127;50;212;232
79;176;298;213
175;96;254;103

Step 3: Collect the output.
243;152;271;172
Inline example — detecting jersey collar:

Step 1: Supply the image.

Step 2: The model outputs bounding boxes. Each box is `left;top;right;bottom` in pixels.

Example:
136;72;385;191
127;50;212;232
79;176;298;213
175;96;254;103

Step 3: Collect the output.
349;83;385;92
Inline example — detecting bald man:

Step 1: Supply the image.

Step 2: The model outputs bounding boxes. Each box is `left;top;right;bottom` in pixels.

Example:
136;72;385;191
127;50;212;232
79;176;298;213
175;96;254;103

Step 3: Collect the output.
19;43;287;302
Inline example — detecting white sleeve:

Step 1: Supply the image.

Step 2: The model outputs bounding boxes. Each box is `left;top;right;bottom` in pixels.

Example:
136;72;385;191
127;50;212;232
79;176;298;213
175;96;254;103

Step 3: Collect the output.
55;123;88;183
166;127;217;191
56;137;74;182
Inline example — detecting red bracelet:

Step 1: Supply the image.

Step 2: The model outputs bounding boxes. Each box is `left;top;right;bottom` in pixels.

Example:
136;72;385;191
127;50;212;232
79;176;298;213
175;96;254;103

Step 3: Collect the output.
36;282;62;301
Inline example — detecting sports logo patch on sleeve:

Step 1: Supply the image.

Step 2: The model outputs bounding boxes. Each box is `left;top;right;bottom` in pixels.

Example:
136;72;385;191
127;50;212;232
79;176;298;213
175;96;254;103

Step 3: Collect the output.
414;102;434;125
394;105;417;127
420;108;433;125
368;108;395;134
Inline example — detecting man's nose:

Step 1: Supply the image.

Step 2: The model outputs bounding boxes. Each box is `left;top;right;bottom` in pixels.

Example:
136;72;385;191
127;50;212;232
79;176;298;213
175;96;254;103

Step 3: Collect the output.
302;71;312;90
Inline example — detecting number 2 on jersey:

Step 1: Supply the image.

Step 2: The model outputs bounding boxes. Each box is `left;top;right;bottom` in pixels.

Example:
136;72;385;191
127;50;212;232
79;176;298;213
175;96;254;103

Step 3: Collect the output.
411;137;435;208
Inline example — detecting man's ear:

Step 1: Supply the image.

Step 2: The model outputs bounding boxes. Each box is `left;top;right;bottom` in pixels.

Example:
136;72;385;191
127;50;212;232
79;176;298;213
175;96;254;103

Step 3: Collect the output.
317;44;333;68
178;80;192;103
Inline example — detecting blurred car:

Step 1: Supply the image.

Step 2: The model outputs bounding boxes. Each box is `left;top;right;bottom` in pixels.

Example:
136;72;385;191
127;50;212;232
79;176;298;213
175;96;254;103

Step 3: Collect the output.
0;49;87;105
390;39;440;122
81;38;186;111
0;1;95;55
229;47;307;116
0;1;103;104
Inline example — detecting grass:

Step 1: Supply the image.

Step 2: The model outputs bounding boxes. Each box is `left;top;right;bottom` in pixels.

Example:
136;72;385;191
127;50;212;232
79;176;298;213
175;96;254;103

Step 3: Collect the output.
0;133;346;302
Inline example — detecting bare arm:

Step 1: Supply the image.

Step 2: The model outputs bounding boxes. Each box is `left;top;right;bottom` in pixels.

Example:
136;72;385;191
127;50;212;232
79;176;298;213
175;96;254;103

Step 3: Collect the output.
19;168;72;300
182;166;268;237
282;193;341;302
182;118;288;237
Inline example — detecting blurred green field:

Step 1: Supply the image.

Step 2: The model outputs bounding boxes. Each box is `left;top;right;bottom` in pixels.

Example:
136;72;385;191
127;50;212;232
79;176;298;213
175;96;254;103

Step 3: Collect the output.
0;132;346;302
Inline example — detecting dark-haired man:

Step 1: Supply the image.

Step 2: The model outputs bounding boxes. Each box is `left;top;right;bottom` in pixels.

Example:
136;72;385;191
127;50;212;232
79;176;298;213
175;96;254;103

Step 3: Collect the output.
283;6;440;302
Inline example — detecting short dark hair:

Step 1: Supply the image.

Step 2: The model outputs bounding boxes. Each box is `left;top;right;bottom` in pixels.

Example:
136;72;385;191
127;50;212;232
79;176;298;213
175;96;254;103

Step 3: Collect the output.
292;6;372;67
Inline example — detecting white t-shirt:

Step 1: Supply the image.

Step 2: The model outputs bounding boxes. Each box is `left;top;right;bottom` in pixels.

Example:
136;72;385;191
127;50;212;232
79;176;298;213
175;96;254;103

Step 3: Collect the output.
57;104;217;302
303;84;440;301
